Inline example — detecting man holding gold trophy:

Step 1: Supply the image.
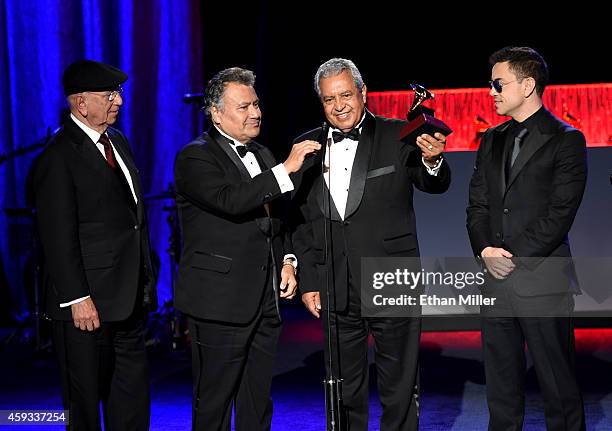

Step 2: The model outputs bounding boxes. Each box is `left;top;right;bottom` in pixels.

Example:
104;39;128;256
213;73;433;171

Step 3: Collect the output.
290;58;452;430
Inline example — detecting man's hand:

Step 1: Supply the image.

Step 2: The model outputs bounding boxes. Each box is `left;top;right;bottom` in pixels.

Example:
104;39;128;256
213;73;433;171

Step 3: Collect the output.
481;246;515;280
71;297;100;331
302;292;321;318
280;265;298;299
283;140;321;174
416;132;446;167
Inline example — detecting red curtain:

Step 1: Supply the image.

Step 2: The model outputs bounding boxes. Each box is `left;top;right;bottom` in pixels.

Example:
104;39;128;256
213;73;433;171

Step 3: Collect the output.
368;84;612;152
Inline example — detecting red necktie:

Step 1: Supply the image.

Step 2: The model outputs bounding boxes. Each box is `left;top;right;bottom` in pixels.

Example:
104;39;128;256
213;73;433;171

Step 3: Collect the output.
98;133;116;169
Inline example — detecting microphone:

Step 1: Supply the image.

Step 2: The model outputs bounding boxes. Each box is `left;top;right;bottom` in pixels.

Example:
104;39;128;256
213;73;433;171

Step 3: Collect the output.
320;121;330;142
306;121;329;159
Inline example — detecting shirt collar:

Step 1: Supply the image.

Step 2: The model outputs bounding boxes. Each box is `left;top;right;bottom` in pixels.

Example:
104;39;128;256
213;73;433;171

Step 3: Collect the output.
514;106;545;134
70;113;105;144
214;125;245;147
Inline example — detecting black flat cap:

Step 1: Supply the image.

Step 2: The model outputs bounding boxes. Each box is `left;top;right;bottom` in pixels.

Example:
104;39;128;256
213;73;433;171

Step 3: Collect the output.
62;60;128;96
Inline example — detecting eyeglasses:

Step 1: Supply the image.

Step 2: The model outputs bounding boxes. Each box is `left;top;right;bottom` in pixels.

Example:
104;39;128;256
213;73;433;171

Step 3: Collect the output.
488;79;518;93
85;85;123;102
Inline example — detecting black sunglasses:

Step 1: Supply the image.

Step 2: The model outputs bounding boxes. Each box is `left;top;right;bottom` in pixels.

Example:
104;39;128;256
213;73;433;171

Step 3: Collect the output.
488;79;518;93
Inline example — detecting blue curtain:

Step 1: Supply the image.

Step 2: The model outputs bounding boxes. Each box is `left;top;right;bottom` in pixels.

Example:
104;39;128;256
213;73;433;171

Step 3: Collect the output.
0;0;203;318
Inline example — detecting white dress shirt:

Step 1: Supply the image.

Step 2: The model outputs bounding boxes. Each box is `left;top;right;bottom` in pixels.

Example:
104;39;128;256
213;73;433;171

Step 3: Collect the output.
70;114;138;203
325;113;443;220
61;114;138;308
214;126;293;193
214;126;297;267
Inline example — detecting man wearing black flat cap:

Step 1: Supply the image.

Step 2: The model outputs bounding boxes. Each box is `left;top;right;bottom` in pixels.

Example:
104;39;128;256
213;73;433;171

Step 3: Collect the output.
33;59;156;430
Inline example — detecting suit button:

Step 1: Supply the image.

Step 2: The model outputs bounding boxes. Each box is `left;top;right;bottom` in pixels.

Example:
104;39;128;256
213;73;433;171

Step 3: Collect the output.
495;232;501;239
133;225;139;230
343;221;350;226
503;208;509;214
261;265;267;271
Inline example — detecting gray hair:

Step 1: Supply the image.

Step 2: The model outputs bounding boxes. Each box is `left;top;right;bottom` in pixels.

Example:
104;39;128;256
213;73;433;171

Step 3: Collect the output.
204;67;256;116
314;58;364;97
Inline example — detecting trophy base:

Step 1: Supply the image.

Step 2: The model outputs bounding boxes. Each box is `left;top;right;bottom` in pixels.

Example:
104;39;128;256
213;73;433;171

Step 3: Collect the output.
400;113;453;144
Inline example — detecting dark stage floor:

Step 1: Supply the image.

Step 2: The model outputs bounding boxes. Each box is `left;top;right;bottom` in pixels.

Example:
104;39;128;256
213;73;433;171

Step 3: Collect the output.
1;307;612;430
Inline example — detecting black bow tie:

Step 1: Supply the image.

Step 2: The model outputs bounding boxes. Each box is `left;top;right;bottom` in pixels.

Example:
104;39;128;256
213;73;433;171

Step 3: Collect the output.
332;129;360;143
236;143;258;158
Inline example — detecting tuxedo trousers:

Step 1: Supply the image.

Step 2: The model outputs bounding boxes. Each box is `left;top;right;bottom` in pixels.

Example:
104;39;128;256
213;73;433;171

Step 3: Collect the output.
324;282;421;431
188;280;281;431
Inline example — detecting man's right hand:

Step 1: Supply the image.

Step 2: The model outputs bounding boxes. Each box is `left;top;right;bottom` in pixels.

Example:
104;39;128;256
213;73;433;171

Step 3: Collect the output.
283;140;321;174
302;292;321;318
481;246;515;280
71;297;100;331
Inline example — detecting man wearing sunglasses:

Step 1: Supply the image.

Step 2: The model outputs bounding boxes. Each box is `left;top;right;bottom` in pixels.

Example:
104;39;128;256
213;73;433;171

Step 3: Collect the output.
467;47;586;430
33;60;156;430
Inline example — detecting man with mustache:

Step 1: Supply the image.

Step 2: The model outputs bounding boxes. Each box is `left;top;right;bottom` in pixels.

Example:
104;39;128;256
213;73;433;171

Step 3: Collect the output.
291;58;451;430
174;67;320;430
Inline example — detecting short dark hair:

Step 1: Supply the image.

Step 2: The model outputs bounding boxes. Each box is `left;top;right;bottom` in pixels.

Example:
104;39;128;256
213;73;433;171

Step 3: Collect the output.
204;67;256;116
489;46;549;97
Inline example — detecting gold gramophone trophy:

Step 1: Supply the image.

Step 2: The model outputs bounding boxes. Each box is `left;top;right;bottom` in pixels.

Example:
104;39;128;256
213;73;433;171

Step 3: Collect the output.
400;83;452;143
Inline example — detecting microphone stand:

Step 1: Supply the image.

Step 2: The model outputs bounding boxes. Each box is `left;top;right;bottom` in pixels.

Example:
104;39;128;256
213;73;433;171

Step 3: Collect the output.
320;123;347;431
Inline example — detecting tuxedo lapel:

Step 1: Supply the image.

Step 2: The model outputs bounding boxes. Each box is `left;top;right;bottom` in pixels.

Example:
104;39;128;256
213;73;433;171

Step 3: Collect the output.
248;143;278;233
491;123;511;196
312;128;342;221
506;126;553;192
208;128;251;181
66;120;138;219
343;112;375;219
316;179;343;221
65;120;112;181
505;109;559;193
207;131;275;232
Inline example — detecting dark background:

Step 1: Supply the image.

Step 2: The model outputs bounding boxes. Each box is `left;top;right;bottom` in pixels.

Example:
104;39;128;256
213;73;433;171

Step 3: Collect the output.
199;3;609;157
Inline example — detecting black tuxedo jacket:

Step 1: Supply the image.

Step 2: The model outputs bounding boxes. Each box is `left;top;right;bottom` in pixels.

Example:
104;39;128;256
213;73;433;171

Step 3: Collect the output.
173;128;290;324
467;108;587;295
290;112;451;311
34;118;157;321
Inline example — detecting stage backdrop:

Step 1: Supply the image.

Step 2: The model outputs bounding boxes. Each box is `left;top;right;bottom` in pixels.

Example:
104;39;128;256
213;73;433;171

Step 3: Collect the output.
368;84;612;151
368;86;612;317
0;0;203;319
